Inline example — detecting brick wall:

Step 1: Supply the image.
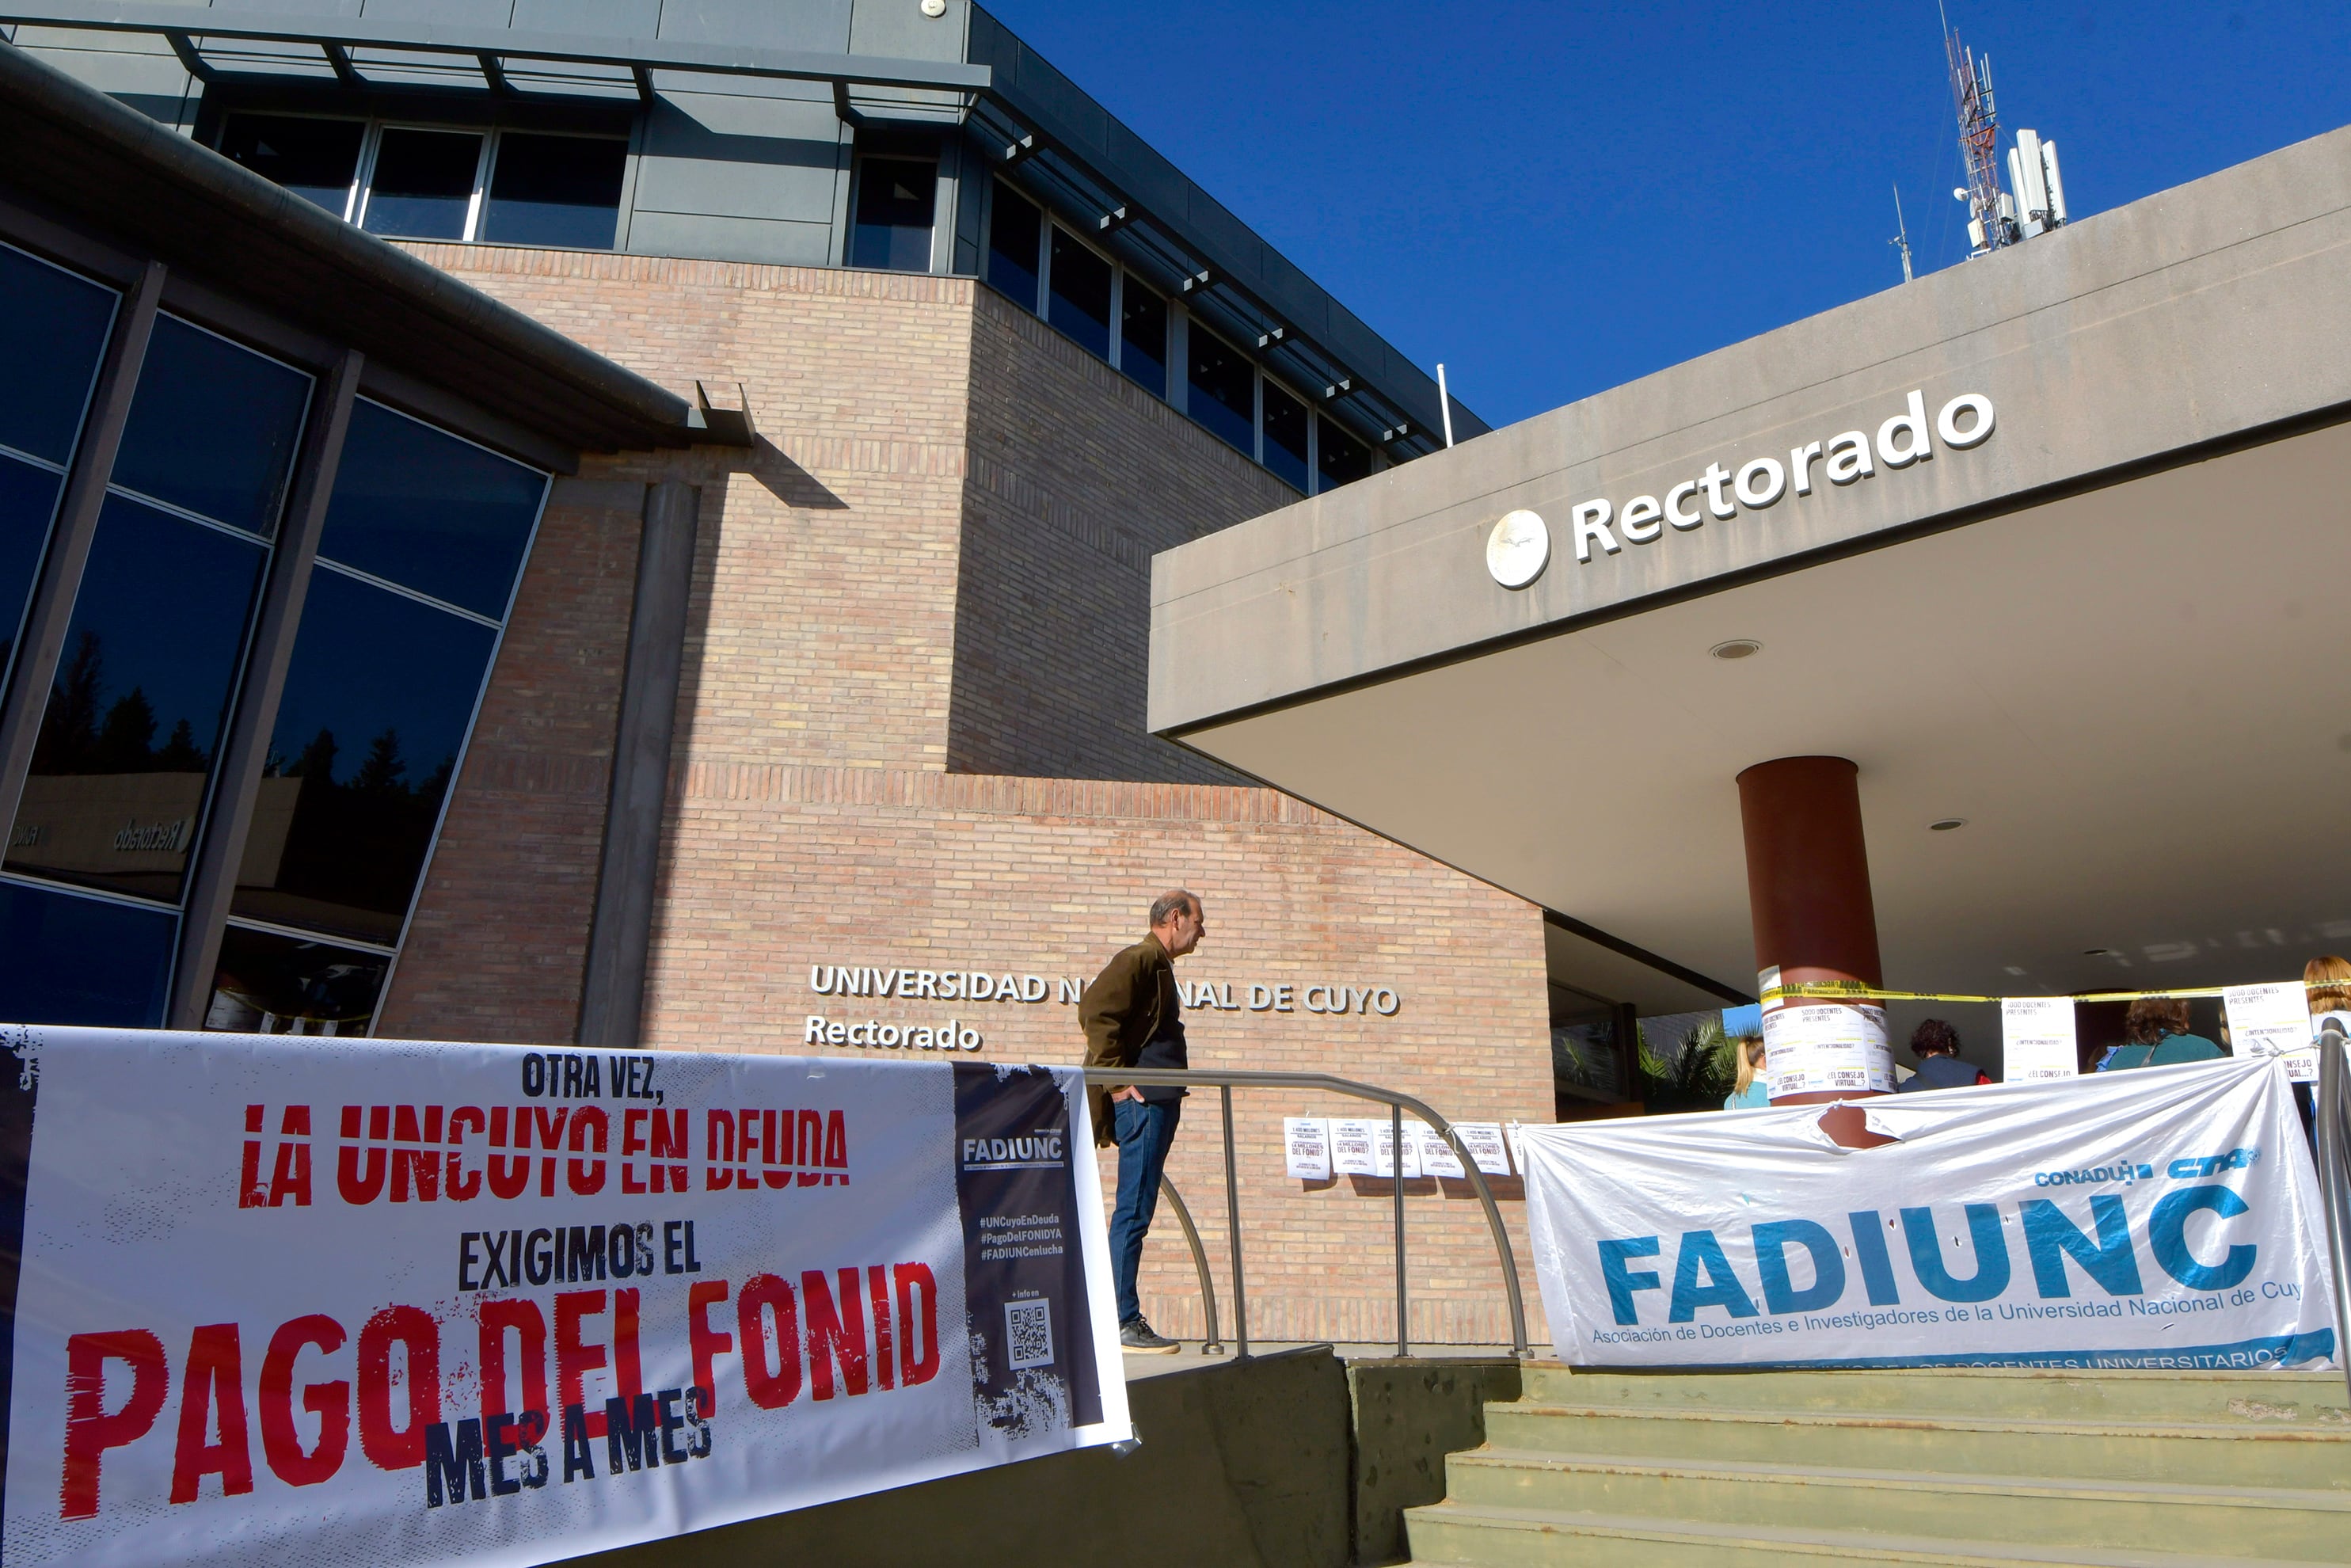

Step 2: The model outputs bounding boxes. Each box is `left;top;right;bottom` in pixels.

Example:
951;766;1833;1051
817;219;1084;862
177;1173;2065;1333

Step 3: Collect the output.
953;289;1294;784
635;766;1554;1345
380;248;1558;1342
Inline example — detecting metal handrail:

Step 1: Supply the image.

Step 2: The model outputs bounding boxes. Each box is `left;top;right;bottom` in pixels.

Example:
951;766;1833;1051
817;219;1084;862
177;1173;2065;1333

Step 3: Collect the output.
1155;1173;1223;1353
1087;1067;1531;1359
2316;1034;2351;1406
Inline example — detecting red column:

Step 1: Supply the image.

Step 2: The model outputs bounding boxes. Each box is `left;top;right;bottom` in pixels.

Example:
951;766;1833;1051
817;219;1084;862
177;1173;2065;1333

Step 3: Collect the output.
1737;755;1890;1108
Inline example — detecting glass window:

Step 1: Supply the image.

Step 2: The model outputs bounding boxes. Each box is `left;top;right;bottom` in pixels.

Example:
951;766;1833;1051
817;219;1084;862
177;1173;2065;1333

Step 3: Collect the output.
1047;228;1112;361
1262;380;1309;492
207;924;390;1035
6;496;268;904
232;568;497;947
219;114;365;219
362;128;484;241
0;242;116;466
848;156;937;273
111;316;311;536
1317;415;1372;493
1119;278;1167;399
0;880;176;1027
317;400;546;618
481;133;626;250
987;181;1042;314
1187;325;1256;456
0;457;63;678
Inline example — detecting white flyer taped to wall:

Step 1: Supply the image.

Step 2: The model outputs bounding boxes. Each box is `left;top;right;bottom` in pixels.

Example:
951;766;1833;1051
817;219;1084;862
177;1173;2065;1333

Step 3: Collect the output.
1763;1001;1892;1096
0;1026;1129;1568
1371;1118;1420;1179
1409;1119;1467;1179
1329;1118;1377;1176
1283;1117;1332;1181
1521;1056;2332;1371
2000;997;2079;1081
1455;1122;1512;1176
2226;982;2316;1083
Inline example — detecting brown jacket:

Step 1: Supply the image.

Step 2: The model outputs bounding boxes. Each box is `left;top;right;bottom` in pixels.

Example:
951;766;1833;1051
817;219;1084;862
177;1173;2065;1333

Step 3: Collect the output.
1078;932;1178;1146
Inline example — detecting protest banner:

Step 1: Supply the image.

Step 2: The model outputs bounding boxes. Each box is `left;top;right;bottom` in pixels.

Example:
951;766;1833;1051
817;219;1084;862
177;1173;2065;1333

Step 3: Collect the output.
1522;1058;2334;1371
0;1026;1128;1567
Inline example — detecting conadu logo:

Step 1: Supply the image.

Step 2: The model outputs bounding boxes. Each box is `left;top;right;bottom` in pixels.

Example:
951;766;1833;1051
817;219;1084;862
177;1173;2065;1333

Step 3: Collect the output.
1486;388;1997;588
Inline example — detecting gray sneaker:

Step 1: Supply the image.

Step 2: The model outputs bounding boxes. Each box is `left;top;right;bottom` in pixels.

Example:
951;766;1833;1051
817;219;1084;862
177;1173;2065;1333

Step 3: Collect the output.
1120;1317;1179;1353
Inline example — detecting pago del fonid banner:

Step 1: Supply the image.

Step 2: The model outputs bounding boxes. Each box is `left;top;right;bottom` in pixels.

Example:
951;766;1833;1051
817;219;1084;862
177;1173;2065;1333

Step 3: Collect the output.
0;1026;1129;1566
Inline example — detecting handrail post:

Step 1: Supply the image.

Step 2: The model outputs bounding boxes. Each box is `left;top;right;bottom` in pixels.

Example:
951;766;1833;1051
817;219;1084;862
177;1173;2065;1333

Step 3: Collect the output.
1220;1084;1248;1361
1156;1173;1223;1353
2318;1037;2351;1409
1392;1102;1408;1357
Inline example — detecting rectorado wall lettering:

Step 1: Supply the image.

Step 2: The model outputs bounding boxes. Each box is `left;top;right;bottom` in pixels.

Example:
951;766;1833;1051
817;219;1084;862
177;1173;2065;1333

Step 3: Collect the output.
1505;390;1999;573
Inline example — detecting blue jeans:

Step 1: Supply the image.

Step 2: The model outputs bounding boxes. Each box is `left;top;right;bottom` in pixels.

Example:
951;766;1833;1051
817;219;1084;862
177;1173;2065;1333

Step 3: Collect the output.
1109;1097;1181;1325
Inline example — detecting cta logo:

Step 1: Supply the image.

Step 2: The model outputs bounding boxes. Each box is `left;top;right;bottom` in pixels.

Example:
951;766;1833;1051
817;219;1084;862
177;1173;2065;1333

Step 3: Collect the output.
2170;1147;2260;1180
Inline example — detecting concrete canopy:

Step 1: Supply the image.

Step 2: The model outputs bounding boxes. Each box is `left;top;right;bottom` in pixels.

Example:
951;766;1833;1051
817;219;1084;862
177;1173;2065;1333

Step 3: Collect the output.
1148;124;2351;1011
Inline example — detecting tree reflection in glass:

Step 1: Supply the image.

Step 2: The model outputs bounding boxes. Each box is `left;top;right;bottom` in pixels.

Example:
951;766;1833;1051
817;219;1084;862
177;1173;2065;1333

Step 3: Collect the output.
231;565;496;946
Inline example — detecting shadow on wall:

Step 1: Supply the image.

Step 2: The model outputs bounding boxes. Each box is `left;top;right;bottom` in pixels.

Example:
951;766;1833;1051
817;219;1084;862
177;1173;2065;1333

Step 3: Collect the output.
744;436;846;511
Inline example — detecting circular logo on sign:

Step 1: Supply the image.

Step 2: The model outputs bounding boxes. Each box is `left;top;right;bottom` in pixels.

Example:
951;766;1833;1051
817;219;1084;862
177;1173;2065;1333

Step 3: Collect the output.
1486;509;1549;588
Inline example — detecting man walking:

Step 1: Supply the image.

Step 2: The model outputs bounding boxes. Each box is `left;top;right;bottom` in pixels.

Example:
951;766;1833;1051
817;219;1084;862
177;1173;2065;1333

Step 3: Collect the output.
1079;889;1205;1353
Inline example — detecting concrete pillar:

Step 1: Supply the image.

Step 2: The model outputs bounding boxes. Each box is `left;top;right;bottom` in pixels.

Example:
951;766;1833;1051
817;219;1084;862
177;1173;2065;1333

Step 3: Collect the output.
1736;755;1890;1107
578;479;701;1049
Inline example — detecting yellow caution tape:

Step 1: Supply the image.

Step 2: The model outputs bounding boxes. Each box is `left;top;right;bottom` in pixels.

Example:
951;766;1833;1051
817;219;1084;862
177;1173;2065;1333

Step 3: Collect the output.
1759;980;2331;1007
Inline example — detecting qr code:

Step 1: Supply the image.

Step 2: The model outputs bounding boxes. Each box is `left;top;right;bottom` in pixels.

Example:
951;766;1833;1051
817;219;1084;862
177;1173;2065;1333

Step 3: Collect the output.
1005;1299;1053;1371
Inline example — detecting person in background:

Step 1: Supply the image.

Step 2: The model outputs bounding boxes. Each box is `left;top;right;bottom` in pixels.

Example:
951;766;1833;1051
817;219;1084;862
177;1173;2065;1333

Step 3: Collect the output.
1723;1035;1770;1109
2098;997;2223;1069
1079;889;1205;1354
1898;1018;1991;1091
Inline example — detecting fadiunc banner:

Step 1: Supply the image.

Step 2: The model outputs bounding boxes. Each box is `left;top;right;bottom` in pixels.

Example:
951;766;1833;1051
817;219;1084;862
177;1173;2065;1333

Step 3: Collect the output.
0;1026;1129;1567
1522;1057;2334;1371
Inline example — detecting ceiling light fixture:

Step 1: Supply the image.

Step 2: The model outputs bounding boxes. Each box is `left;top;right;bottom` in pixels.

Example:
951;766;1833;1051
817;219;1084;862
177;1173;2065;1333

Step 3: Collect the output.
1929;817;1967;832
1709;639;1762;660
2083;947;2119;958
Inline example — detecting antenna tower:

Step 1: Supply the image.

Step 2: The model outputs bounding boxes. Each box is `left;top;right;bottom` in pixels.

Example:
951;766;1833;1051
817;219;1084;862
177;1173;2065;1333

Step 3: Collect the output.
1946;26;2014;254
1890;185;1915;284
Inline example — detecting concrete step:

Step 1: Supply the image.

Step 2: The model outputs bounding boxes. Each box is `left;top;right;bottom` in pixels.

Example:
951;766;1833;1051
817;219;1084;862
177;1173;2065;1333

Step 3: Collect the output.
1440;1447;2351;1562
1484;1400;2351;1490
1402;1501;2303;1566
1518;1363;2351;1426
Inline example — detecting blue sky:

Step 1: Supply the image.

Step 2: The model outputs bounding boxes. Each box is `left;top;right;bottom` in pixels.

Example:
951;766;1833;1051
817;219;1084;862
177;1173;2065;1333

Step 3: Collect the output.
983;1;2351;430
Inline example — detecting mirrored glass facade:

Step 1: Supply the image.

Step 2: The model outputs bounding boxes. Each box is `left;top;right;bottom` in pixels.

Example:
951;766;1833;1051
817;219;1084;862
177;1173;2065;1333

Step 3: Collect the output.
0;243;115;685
1187;325;1257;457
0;249;546;1035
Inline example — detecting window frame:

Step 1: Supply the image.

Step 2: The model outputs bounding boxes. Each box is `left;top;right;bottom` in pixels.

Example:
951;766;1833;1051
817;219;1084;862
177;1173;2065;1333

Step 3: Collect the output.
3;310;314;920
330;396;551;1032
215;111;630;250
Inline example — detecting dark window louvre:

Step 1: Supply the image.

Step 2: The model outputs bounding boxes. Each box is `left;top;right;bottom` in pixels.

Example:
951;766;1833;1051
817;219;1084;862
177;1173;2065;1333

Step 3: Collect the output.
987;181;1043;314
1187;325;1255;456
1047;227;1112;360
1262;380;1308;492
219;114;364;218
362;128;483;241
481;133;626;251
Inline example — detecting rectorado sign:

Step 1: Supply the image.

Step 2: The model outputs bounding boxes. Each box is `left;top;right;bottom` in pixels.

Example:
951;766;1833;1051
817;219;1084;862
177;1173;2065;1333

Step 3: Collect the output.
1520;1057;2333;1370
0;1026;1128;1567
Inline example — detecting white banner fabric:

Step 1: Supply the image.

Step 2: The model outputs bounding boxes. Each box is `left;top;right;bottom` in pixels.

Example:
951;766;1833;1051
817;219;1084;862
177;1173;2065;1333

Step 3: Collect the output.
1523;1058;2334;1371
0;1027;1129;1568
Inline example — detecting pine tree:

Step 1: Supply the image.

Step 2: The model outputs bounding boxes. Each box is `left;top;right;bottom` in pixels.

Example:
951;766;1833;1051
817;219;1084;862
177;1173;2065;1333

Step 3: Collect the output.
94;687;157;771
154;717;206;772
352;728;407;794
